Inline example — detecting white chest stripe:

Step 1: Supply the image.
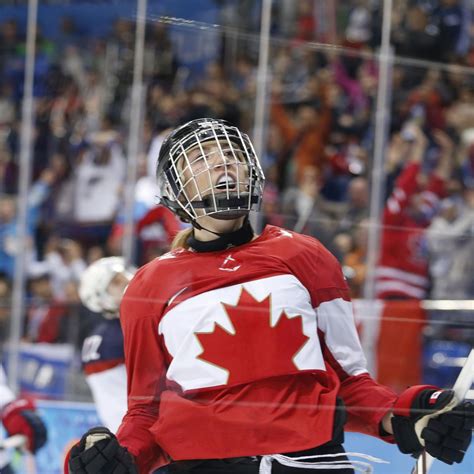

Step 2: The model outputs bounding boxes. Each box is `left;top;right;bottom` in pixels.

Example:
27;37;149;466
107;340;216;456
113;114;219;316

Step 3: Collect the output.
159;274;326;391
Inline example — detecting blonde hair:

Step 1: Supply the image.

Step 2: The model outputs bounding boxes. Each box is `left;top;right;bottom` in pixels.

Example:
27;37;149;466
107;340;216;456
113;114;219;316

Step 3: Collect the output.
171;227;193;250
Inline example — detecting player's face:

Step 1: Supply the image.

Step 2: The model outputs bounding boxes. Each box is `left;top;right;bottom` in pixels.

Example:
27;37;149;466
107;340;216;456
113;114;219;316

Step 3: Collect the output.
177;140;249;217
106;272;130;305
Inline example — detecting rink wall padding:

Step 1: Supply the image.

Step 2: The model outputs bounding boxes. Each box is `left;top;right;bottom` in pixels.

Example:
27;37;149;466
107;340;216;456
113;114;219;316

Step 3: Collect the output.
6;401;471;474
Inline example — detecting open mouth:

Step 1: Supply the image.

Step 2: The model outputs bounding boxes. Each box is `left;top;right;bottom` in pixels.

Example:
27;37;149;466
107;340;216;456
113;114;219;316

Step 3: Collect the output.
215;172;237;191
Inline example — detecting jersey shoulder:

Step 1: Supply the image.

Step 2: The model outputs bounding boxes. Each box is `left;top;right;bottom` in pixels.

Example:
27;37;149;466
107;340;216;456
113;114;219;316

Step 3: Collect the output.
120;249;191;321
264;226;348;296
264;225;335;263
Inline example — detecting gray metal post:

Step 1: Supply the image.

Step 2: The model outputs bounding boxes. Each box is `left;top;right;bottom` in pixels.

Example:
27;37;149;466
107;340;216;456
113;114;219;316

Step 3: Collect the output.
121;0;148;266
252;0;272;232
363;0;394;300
8;0;38;392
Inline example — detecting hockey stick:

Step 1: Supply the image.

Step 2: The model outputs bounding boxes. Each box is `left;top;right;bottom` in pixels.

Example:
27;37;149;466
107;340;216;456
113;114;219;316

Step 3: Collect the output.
0;434;27;450
0;434;37;474
412;348;474;474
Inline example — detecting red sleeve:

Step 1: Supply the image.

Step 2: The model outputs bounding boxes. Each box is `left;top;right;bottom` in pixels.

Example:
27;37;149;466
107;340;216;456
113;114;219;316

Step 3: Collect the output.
426;173;446;198
116;267;169;472
339;374;396;441
137;206;181;244
136;207;163;232
383;162;420;224
161;207;181;244
296;237;398;440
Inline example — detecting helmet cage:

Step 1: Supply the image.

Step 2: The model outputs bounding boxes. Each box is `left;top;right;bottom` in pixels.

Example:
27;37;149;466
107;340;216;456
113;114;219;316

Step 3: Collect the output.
157;119;265;222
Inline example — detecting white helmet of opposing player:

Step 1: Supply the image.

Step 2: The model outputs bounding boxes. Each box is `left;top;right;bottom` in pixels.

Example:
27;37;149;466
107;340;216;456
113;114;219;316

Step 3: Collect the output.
79;257;136;317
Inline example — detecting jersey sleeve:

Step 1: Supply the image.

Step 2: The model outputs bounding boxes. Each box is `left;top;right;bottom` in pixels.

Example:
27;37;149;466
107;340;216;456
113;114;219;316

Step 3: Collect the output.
383;162;421;224
297;238;398;439
0;365;15;411
116;267;169;471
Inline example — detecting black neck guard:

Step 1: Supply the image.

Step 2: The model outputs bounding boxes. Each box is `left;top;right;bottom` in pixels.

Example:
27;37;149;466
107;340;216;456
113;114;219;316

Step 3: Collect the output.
187;219;255;252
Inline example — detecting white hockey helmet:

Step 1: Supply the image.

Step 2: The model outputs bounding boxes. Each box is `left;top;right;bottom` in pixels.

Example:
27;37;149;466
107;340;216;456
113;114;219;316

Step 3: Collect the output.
79;257;136;316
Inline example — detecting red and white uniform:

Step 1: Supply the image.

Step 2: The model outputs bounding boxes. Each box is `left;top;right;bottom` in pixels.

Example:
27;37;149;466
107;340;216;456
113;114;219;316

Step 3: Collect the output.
117;226;397;473
376;163;445;299
82;319;127;433
0;365;16;469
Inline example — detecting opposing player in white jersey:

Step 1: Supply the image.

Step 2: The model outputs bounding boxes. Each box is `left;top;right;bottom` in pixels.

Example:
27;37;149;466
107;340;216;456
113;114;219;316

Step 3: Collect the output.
0;365;47;473
78;257;136;433
67;119;474;474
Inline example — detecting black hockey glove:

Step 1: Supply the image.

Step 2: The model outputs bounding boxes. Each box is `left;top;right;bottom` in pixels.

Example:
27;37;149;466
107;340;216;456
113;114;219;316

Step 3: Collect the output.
67;427;138;474
391;385;474;465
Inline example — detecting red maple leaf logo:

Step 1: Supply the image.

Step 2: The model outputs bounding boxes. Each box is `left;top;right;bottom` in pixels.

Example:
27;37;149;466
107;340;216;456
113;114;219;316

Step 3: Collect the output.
195;288;309;385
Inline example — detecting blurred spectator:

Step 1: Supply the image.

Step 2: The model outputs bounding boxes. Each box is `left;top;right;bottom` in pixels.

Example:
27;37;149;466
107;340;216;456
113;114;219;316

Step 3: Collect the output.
458;131;474;189
39;152;74;249
343;218;369;298
29;237;86;301
86;245;107;265
25;271;68;344
336;176;370;234
392;5;441;62
0;273;11;344
345;0;373;44
0;169;56;278
271;90;332;188
259;165;284;229
0;20;23;70
49;77;83;146
426;189;474;299
294;0;317;43
432;0;469;61
384;131;413;199
71;131;126;248
57;16;85;49
320;141;368;202
0;82;15;127
282;165;341;259
143;22;178;87
332;44;376;117
82;69;108;133
375;125;452;299
0;147;18;195
105;152;180;263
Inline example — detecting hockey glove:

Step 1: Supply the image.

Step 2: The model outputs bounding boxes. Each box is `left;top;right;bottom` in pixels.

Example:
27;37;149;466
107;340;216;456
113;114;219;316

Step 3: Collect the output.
67;427;138;474
392;385;474;465
1;398;47;453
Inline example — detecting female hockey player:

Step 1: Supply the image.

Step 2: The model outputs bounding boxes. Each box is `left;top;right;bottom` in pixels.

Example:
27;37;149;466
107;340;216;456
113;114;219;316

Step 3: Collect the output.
0;365;47;473
78;257;136;433
66;119;474;473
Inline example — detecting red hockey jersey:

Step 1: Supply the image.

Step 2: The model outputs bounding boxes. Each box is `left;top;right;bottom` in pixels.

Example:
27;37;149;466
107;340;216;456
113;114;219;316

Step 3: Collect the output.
376;163;445;299
117;226;397;473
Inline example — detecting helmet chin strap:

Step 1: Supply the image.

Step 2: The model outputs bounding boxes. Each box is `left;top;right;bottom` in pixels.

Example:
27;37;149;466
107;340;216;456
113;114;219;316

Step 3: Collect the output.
187;216;255;252
191;219;228;237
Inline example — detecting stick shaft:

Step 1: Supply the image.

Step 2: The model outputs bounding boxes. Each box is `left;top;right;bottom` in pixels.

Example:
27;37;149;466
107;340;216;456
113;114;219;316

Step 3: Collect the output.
0;434;27;450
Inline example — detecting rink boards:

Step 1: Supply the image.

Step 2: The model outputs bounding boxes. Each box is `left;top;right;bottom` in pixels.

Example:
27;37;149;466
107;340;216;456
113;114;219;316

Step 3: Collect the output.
5;400;473;473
